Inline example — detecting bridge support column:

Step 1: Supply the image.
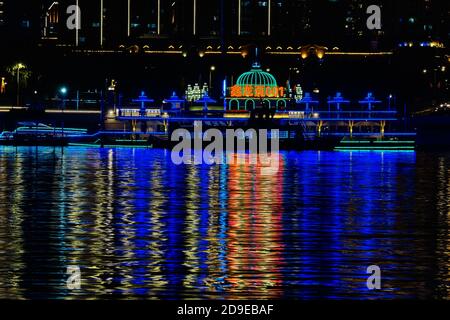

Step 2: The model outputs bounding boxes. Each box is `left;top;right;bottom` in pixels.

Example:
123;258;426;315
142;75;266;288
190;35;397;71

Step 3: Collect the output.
349;120;355;139
131;120;137;140
380;120;386;138
317;120;324;137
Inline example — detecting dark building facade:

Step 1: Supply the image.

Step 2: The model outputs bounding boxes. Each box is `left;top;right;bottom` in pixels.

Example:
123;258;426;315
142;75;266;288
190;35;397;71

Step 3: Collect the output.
391;0;449;41
0;0;447;112
0;0;441;49
0;0;450;49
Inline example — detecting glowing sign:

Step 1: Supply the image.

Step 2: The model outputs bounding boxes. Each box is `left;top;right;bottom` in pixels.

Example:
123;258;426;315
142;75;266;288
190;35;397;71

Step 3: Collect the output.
230;85;285;98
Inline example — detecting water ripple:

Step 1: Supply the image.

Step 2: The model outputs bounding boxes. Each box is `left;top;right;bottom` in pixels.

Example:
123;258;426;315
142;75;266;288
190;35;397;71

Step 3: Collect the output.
0;147;449;299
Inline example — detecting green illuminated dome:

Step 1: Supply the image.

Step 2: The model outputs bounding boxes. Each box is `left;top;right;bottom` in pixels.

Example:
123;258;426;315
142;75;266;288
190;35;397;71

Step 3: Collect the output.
236;63;278;88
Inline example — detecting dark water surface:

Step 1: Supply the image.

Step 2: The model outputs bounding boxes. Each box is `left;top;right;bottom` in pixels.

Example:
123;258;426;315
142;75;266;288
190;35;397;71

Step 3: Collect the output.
0;147;449;300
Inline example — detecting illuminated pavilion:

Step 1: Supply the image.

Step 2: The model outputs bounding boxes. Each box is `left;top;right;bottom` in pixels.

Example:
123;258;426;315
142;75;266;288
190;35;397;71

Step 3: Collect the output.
227;63;289;111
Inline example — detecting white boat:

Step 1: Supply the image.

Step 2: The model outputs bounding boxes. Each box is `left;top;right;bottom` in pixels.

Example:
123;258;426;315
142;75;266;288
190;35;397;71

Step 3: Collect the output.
1;122;88;138
0;123;88;146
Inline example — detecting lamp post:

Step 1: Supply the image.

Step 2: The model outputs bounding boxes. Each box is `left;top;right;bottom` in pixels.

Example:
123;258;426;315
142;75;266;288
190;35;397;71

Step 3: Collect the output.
15;63;26;107
209;66;216;95
60;86;68;111
100;0;104;47
127;0;131;37
58;86;68;139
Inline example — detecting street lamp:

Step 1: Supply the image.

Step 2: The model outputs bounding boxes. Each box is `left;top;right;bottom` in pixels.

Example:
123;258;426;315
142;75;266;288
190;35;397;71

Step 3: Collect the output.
59;86;68;111
209;66;216;94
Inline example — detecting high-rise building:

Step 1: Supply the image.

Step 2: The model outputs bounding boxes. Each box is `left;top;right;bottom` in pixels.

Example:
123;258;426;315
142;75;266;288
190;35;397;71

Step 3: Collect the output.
343;0;366;37
41;1;60;39
272;0;313;39
341;0;386;49
0;0;41;46
3;0;446;49
238;0;270;36
197;0;221;37
393;0;448;41
159;0;187;36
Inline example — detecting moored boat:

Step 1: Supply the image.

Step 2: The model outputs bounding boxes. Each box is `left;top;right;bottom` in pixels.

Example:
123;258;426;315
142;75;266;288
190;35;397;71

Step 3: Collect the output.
0;122;88;146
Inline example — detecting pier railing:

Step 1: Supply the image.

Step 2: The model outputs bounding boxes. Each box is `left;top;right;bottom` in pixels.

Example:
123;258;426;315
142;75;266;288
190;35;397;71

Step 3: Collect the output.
285;110;398;121
115;109;398;122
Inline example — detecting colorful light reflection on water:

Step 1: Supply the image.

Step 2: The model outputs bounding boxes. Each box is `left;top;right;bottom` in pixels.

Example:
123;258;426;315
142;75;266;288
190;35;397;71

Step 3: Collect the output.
0;147;449;300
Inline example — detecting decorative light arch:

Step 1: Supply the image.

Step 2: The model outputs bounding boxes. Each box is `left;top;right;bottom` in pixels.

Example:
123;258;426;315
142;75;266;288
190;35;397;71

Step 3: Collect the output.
228;99;240;111
245;99;256;110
